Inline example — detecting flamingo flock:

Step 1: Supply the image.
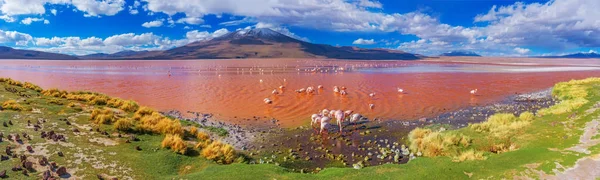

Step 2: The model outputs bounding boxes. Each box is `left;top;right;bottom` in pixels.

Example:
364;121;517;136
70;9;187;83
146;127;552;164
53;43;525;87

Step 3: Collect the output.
260;79;481;134
311;109;364;133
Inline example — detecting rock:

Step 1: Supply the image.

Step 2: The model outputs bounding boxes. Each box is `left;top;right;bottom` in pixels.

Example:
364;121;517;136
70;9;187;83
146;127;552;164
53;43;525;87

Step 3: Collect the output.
73;128;79;133
22;169;28;176
11;165;21;171
57;151;64;157
2;122;6;127
125;140;130;143
129;135;139;141
135;146;142;151
65;121;71;125
26;146;33;152
43;170;52;180
8;120;12;126
0;155;8;161
19;155;26;162
50;162;57;168
56;166;67;176
0;170;6;178
23;161;33;169
39;157;47;166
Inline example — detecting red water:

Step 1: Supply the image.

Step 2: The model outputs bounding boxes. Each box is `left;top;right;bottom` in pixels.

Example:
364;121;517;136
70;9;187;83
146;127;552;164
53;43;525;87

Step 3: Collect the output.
1;58;600;127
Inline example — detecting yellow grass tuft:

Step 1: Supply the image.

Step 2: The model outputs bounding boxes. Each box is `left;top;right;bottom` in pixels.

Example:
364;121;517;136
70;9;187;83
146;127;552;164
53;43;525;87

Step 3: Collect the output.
133;107;184;136
42;88;68;98
195;139;212;149
114;118;134;131
2;100;24;111
469;113;531;136
107;98;139;112
90;108;115;124
161;134;188;154
201;141;236;164
196;131;210;141
23;82;43;92
518;111;535;121
189;127;198;136
408;128;471;157
453;149;486;162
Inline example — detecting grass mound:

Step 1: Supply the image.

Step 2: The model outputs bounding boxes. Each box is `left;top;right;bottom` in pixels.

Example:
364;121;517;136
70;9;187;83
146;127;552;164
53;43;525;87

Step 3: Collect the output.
90;108;116;124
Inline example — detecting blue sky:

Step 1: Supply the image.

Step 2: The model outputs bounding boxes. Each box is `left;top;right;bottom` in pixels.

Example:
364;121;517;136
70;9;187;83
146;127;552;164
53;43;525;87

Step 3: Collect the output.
0;0;598;56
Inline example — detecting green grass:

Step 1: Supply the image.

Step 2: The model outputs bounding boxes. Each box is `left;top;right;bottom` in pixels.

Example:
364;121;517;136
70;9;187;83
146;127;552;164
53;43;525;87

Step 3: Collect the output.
2;77;600;179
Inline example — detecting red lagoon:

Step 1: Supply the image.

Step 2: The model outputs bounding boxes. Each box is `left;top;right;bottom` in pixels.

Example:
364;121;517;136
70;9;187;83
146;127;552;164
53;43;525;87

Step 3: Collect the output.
2;57;600;127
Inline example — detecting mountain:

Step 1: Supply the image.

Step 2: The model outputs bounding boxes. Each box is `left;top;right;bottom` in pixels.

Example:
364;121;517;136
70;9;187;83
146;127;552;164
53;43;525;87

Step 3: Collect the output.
0;46;78;60
79;50;151;59
439;51;481;57
538;52;600;59
122;28;421;60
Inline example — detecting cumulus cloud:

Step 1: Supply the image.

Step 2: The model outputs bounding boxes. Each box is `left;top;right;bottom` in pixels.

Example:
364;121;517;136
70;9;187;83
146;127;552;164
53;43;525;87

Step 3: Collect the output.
253;22;310;42
352;38;376;45
0;30;33;46
15;28;230;55
141;19;163;28
0;14;15;22
175;16;204;25
21;17;46;25
0;0;125;17
475;0;600;49
514;47;530;54
50;9;57;15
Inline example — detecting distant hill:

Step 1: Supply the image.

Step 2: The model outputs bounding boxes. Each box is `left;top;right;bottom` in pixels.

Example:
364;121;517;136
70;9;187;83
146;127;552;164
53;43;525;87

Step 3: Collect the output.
439;51;481;57
1;28;422;60
79;50;152;59
538;52;600;59
0;46;78;60
111;28;421;60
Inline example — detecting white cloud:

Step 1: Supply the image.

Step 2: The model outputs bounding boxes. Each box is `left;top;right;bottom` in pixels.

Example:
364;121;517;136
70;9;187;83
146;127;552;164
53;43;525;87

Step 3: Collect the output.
252;22;310;42
475;0;600;49
71;0;125;17
357;0;382;9
128;0;141;14
43;19;49;24
50;9;57;15
175;16;204;25
141;19;163;28
0;30;33;46
0;14;15;22
21;17;46;25
353;38;375;45
514;47;530;54
0;0;124;17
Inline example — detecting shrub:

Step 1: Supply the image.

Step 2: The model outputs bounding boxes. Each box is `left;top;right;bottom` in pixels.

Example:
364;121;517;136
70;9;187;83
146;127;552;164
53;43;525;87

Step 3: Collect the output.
453;149;486;162
196;131;210;141
408;128;471;157
161;134;187;154
189;127;198;136
23;82;42;92
49;99;64;105
469;113;531;136
195;139;212;149
114;118;134;131
42;88;68;98
201;141;236;164
134;107;184;136
90;108;115;124
2;100;24;111
107;98;139;112
0;78;22;86
518;111;535;121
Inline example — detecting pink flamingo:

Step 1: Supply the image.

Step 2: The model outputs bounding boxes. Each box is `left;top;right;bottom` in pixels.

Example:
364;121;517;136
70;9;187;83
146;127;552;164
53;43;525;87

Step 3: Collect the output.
311;114;322;128
320;116;332;134
369;93;376;97
470;89;478;95
334;110;346;133
340;90;348;95
369;104;375;109
333;86;340;93
272;89;279;95
263;98;273;104
397;88;404;93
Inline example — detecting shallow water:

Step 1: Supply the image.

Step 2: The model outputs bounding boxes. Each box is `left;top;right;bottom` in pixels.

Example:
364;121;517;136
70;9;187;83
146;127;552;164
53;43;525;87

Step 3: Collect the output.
1;58;600;127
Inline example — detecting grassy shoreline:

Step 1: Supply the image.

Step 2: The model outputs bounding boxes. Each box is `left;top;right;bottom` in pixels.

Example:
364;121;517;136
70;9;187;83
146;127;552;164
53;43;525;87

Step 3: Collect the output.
1;77;599;179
